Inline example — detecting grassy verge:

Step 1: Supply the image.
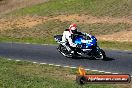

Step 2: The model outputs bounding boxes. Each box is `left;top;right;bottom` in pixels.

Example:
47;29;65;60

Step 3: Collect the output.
99;41;132;51
0;20;132;50
7;0;132;17
0;57;131;88
0;37;132;51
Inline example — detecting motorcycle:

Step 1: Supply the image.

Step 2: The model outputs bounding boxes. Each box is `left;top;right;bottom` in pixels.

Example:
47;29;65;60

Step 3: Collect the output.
54;34;106;60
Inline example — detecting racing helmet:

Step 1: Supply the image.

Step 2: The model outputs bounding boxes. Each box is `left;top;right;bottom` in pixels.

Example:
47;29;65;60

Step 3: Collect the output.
69;23;78;34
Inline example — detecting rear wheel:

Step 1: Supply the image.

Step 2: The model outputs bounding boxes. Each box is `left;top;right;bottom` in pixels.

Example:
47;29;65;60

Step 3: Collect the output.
57;44;72;58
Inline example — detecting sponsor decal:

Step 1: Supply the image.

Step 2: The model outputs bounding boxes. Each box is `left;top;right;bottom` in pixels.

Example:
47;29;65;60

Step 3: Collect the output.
76;66;131;84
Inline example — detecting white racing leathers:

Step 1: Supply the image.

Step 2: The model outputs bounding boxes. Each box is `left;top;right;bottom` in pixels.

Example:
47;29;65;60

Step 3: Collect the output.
61;31;76;51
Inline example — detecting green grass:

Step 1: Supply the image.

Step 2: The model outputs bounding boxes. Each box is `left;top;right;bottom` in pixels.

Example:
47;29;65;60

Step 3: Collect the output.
0;0;131;87
0;57;124;88
7;0;132;17
99;41;132;51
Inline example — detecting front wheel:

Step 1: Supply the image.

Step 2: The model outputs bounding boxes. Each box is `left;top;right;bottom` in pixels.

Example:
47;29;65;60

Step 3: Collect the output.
93;49;106;60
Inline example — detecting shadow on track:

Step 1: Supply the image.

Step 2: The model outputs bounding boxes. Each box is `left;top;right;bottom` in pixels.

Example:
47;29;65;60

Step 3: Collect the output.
70;56;115;61
102;57;115;61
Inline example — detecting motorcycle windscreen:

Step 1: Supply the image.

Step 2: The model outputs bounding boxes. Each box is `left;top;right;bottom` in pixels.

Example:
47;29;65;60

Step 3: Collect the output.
74;36;97;49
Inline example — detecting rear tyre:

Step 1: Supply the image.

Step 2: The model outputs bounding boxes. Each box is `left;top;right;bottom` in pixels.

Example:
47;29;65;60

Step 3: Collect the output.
57;44;72;58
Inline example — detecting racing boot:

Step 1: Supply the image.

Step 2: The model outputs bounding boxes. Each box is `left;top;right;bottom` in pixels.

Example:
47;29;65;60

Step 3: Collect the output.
68;50;74;56
77;52;82;55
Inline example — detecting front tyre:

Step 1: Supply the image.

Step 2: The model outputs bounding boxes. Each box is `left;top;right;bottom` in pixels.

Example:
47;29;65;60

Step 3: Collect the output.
94;49;106;60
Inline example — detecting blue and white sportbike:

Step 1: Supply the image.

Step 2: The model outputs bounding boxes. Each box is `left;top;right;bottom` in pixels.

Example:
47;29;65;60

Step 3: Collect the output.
54;34;106;60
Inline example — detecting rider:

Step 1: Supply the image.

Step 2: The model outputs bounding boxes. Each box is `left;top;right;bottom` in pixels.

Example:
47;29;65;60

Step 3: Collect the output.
61;23;85;54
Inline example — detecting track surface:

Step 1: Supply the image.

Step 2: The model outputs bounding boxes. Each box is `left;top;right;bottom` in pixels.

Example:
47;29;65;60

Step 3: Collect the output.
0;42;132;75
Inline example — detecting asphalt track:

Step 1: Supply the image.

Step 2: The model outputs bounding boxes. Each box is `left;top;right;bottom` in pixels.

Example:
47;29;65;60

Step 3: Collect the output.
0;42;132;75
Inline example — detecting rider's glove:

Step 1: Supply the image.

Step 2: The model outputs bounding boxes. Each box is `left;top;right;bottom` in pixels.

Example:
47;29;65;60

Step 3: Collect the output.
83;33;91;40
83;33;87;36
82;33;88;39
